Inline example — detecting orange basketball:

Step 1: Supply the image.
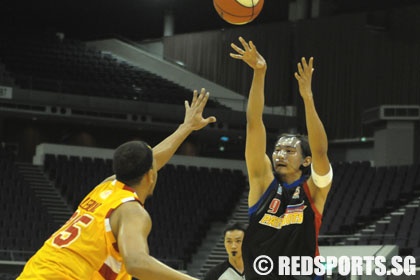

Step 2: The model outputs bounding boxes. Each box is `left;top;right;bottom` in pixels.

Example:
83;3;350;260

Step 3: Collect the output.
213;0;264;25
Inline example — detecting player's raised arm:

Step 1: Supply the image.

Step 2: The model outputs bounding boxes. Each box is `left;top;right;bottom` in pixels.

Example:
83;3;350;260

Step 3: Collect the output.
101;89;215;182
230;37;274;207
151;88;217;171
294;57;332;212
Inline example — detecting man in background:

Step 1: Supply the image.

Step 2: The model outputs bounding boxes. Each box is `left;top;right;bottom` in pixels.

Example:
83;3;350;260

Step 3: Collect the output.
204;222;246;280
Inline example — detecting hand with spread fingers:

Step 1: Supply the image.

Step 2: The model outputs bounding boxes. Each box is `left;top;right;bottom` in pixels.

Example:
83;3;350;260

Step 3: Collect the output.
230;36;267;71
294;57;314;100
183;88;217;131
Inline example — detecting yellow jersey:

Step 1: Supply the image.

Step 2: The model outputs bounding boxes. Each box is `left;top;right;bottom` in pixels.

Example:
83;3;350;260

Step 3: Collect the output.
18;179;142;280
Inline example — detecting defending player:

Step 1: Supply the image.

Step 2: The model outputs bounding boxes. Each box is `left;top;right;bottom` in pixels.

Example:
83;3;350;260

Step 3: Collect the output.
18;89;216;280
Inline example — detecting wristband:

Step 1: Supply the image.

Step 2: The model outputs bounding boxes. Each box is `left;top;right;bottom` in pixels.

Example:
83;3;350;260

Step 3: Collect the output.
311;164;333;188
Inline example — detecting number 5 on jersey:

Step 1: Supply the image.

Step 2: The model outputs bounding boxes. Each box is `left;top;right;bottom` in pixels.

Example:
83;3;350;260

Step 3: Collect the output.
52;211;94;247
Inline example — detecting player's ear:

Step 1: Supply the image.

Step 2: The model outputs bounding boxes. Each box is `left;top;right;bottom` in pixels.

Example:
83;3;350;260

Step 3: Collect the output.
302;156;311;168
145;169;154;184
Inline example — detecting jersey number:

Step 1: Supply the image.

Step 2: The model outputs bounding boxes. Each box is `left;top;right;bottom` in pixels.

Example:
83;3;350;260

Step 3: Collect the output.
267;198;281;214
52;211;94;247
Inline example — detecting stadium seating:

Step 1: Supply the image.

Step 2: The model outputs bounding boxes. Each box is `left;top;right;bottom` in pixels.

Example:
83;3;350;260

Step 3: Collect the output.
0;273;17;280
0;31;225;108
0;148;58;260
320;161;420;259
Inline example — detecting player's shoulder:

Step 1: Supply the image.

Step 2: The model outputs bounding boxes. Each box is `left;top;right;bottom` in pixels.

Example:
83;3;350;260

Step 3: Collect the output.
92;180;144;217
111;198;151;233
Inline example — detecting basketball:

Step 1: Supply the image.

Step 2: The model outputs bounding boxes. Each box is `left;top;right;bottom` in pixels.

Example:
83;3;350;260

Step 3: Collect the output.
213;0;264;25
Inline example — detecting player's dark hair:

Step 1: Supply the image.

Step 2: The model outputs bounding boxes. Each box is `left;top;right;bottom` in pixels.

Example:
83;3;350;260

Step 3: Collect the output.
113;141;153;186
223;222;246;236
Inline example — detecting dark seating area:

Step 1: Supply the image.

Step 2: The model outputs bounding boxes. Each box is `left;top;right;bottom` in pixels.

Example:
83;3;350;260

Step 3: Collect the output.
341;206;420;263
147;165;246;266
0;31;225;108
43;153;247;268
0;147;58;261
43;154;113;209
321;162;420;235
320;161;420;260
0;273;17;280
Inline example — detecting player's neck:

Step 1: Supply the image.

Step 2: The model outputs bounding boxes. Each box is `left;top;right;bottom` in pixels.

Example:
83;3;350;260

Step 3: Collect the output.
132;186;148;205
229;256;244;273
280;172;302;185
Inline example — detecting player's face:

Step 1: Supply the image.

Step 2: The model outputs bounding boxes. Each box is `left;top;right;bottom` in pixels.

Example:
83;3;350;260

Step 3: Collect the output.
272;136;305;176
224;230;244;259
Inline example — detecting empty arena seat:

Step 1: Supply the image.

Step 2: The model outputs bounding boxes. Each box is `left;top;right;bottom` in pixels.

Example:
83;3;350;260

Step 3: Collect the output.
0;31;227;108
0;149;58;258
317;161;420;263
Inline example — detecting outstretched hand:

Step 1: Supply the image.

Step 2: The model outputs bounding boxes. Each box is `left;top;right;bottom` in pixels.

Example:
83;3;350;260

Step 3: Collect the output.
183;88;217;131
230;37;266;71
294;57;314;100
